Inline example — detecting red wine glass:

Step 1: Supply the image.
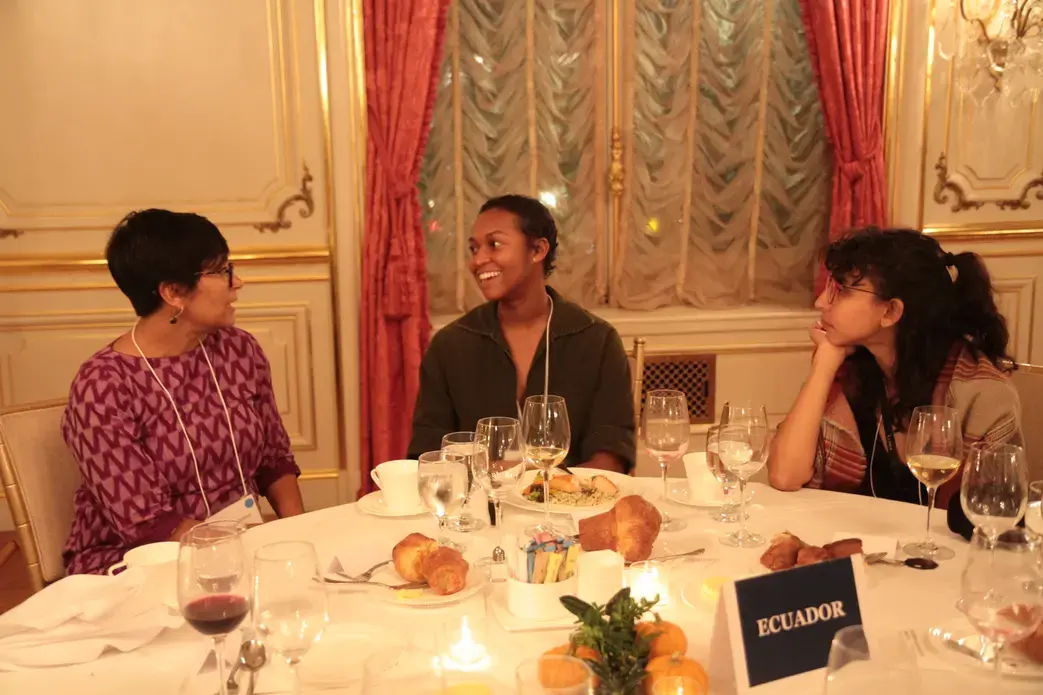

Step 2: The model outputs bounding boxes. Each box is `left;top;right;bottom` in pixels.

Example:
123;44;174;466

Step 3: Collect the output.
178;520;250;695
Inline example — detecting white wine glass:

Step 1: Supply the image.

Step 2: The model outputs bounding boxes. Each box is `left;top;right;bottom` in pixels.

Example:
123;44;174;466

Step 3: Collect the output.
705;425;739;523
1028;480;1043;537
961;442;1029;542
718;423;771;548
959;527;1043;680
418;450;470;549
253;541;329;695
643;389;691;532
474;416;524;530
441;431;487;533
521;394;571;536
903;405;962;561
177;521;250;695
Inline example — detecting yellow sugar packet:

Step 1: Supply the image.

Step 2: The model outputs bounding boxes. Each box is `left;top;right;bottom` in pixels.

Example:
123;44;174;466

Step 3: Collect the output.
559;544;580;581
531;550;551;583
544;551;564;584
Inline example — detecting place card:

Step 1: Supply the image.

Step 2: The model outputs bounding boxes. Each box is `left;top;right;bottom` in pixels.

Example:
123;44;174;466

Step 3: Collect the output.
708;557;875;693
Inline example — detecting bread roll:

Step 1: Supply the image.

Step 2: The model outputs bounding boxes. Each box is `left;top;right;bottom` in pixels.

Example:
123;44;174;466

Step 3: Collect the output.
421;547;469;595
824;538;863;559
577;495;662;563
796;546;830;566
392;533;439;582
760;532;805;571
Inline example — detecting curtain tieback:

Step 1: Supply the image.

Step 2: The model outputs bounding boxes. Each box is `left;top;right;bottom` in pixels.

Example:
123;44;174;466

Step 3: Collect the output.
383;238;418;320
838;138;883;182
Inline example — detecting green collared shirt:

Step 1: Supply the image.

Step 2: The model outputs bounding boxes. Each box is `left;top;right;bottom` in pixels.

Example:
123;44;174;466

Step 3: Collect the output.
408;287;636;471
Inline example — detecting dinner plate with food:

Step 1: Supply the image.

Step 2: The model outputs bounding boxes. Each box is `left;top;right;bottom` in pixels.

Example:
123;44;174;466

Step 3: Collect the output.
505;467;628;514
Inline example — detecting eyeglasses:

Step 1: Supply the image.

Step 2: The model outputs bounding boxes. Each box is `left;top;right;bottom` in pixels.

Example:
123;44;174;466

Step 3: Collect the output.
824;276;882;304
197;262;235;288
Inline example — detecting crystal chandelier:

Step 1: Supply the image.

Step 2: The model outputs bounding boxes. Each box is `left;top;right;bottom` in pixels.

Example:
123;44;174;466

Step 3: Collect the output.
936;0;1043;106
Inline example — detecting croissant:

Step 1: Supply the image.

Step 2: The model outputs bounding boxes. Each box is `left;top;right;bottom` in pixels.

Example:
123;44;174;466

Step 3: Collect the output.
577;495;662;563
392;532;439;582
421;547;469;595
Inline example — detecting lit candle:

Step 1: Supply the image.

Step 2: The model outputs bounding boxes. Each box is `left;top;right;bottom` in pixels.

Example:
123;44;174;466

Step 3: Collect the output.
629;561;670;606
448;616;487;667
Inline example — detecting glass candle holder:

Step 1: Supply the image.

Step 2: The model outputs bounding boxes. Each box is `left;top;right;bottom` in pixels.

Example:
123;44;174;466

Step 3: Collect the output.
441;614;490;672
629;560;670;606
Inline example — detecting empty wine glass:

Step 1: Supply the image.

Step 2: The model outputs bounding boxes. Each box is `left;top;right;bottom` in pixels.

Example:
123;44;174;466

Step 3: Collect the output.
718;423;771;548
474;416;524;529
177;521;250;695
521;394;571;536
515;654;594;694
903;405;962;561
418;450;470;549
643;389;691;532
441;431;487;533
705;425;739;523
1028;480;1043;538
959;527;1043;679
823;625;920;694
961;442;1028;542
253;541;329;694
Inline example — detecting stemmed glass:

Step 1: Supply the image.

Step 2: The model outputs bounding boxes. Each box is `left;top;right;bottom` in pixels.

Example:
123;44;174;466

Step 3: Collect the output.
441;431;488;533
718;422;771;548
177;521;250;695
474;416;524;530
418;450;470;549
960;442;1029;542
903;405;963;561
705;425;739;523
823;625;920;693
1028;480;1043;537
959;527;1043;678
643;389;691;532
515;654;595;694
253;541;329;695
520;394;571;536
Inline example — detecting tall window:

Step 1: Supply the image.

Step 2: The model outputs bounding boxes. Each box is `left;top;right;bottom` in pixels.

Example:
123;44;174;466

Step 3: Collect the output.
420;0;831;314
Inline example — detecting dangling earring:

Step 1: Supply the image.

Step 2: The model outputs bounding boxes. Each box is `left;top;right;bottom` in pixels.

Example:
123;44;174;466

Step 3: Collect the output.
169;307;184;325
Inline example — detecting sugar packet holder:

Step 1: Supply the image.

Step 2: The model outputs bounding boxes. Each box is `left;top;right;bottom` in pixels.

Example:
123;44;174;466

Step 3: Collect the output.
508;532;579;584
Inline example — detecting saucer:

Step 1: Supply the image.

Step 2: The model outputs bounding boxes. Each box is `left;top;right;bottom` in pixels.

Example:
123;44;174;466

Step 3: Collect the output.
356;491;427;518
667;480;753;508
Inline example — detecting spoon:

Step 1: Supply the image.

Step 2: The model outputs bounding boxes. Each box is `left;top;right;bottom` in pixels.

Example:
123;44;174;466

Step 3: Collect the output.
225;641;249;693
239;639;266;695
625;548;705;567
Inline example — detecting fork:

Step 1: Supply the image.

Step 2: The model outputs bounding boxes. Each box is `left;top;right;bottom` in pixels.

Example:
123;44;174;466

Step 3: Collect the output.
325;577;428;590
334;559;392;582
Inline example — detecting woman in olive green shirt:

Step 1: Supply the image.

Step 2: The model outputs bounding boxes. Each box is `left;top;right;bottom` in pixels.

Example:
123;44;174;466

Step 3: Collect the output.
408;195;635;473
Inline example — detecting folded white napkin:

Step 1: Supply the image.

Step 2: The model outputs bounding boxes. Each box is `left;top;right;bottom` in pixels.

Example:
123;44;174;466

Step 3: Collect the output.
0;568;184;670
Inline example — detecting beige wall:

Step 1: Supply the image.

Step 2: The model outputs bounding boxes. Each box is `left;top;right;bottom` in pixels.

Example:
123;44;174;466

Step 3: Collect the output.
0;0;367;528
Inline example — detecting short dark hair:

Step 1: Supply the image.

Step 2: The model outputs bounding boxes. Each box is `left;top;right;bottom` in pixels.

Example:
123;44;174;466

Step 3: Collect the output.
106;209;229;317
479;194;558;276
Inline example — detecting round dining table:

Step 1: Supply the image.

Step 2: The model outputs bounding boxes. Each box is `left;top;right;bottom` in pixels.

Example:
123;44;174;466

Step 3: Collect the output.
0;477;1039;694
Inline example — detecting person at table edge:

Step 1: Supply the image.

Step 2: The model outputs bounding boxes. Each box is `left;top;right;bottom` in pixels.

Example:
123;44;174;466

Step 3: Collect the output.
768;227;1022;534
62;210;304;575
408;194;636;474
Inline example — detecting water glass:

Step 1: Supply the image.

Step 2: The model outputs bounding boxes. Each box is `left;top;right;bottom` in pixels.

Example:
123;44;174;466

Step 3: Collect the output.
705;425;739;523
961;442;1028;541
959;527;1043;678
903;405;962;561
253;541;329;694
515;654;594;694
362;646;446;694
823;625;920;694
177;521;250;695
521;395;571;536
418;450;470;548
441;431;488;533
474;416;524;529
1028;480;1043;537
643;389;691;532
718;423;771;548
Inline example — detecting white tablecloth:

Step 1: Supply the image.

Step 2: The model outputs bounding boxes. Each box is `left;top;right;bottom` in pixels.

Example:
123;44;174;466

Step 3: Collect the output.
0;479;1038;694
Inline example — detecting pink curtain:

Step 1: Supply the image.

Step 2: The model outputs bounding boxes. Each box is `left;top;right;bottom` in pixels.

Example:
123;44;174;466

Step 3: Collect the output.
799;0;889;256
359;0;449;497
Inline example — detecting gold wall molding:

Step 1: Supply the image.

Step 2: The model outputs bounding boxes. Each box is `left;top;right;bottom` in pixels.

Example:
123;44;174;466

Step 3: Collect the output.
0;275;331;294
254;163;316;233
935;152;1043;213
0;229;23;239
299;469;340;481
933;153;985;212
0;247;331;273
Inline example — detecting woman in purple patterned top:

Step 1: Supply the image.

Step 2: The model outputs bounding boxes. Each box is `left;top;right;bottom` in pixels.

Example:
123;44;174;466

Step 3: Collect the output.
63;210;303;575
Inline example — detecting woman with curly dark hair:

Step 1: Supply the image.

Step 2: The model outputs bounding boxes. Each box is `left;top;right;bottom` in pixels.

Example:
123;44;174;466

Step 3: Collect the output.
768;228;1022;531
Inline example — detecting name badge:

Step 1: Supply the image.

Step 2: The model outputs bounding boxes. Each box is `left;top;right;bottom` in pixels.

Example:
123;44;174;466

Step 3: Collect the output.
208;494;264;526
708;557;874;693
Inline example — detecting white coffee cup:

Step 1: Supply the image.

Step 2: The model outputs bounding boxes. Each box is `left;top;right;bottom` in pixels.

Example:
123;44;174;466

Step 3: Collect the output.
576;550;625;604
683;451;723;502
370;459;422;514
108;541;179;604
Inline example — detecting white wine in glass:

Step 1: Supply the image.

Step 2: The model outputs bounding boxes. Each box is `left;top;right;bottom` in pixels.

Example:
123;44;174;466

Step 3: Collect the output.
521;394;571;536
643;389;690;533
903;405;962;562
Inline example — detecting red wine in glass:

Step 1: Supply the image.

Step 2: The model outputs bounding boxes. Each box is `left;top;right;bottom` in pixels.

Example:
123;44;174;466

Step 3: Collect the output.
183;594;250;636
